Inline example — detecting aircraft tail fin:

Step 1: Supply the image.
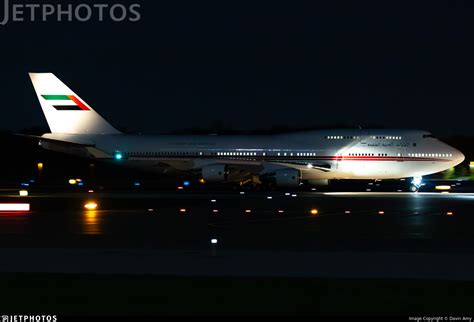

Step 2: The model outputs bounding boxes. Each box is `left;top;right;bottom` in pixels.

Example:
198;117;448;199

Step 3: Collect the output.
28;73;121;135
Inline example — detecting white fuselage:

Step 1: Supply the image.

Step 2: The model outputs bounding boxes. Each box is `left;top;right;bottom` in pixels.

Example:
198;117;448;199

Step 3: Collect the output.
41;129;465;181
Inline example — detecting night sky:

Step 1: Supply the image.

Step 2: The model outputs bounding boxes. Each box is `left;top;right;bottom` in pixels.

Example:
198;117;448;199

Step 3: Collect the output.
2;1;474;136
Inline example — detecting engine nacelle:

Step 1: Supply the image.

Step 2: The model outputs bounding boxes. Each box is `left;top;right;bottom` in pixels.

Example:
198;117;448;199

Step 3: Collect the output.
274;169;301;187
306;179;329;186
201;164;228;182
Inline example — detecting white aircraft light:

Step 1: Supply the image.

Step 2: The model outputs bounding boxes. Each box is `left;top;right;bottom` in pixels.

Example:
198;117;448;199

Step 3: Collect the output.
0;203;30;211
412;177;423;187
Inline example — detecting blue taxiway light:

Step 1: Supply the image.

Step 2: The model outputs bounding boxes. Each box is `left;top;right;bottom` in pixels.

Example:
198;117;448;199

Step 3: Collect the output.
134;182;141;187
183;181;190;186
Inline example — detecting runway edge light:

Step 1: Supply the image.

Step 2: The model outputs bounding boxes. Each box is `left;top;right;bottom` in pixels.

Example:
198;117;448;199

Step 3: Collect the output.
84;201;98;210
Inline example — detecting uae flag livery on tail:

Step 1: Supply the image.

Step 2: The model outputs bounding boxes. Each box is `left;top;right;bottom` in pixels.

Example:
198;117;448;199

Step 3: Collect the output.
41;95;90;111
29;73;120;134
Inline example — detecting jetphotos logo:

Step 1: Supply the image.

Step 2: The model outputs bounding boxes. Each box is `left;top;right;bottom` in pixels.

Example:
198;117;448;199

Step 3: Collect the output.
0;0;141;25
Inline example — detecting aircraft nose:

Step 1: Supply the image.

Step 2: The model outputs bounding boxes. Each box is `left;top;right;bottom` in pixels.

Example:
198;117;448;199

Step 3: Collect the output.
453;148;465;166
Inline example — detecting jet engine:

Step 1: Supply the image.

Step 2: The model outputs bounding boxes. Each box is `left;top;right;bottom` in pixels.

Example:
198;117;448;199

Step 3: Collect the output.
273;169;301;187
306;179;329;186
201;164;228;182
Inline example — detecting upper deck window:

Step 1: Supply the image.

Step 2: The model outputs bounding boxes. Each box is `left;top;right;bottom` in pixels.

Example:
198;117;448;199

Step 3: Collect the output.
372;136;402;140
325;135;359;140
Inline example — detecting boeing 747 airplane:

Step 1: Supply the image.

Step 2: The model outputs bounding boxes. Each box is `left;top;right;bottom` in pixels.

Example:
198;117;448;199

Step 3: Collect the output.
28;73;465;190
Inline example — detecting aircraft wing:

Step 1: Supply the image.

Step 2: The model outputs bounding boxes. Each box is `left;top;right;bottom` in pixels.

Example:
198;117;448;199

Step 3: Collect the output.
17;134;111;159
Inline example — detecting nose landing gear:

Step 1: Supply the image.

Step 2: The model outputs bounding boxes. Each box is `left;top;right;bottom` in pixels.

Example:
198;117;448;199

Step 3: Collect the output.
410;176;423;192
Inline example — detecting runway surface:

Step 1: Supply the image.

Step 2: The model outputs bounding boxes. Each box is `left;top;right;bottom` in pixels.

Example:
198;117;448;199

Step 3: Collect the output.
0;190;473;278
0;190;473;252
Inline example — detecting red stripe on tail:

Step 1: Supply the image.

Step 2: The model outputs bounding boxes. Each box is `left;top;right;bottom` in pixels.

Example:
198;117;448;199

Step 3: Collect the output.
68;95;90;111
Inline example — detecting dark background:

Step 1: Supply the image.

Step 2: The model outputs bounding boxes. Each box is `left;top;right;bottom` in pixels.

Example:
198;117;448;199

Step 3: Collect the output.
1;0;474;136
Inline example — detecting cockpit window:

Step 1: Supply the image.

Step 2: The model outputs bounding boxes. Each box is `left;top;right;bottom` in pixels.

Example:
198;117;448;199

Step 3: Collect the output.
423;134;436;139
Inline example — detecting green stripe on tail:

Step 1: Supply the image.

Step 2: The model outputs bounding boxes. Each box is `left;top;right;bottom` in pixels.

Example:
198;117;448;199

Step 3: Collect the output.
41;95;71;100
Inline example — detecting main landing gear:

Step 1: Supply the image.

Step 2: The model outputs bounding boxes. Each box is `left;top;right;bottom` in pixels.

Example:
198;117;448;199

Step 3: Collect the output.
409;176;423;192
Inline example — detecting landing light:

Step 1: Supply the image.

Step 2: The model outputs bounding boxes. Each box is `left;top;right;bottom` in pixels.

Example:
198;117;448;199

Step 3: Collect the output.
412;176;423;187
278;210;284;213
199;178;206;184
211;238;218;244
310;208;318;215
177;186;184;190
84;202;98;210
378;210;385;215
447;211;454;216
179;208;186;213
435;185;451;190
69;179;77;185
245;209;251;213
19;190;28;197
307;163;313;169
